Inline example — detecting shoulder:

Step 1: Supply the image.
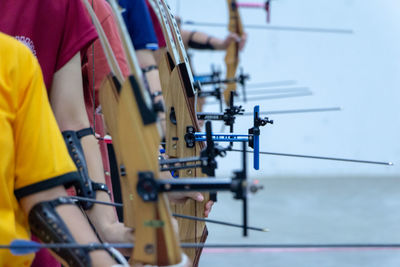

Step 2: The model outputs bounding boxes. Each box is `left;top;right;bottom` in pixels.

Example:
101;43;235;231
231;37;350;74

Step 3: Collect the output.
88;0;114;23
0;32;36;60
119;0;148;16
0;32;41;111
0;33;38;81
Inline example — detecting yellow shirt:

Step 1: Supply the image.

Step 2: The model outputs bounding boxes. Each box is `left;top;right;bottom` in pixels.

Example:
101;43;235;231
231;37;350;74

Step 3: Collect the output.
0;32;78;266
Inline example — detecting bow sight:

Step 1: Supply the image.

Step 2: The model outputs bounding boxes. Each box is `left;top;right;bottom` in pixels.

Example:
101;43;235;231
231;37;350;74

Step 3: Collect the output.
159;121;227;177
187;105;273;170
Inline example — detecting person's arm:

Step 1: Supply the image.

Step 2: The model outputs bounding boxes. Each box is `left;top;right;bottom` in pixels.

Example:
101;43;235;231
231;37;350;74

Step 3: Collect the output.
19;186;117;266
136;49;166;132
49;52;133;252
11;44;117;266
181;29;247;51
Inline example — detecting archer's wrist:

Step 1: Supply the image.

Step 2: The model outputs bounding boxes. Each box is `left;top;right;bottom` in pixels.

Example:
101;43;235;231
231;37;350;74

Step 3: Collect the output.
210;38;225;50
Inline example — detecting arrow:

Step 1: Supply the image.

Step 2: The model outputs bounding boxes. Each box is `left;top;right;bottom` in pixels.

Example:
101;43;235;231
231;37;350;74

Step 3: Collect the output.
68;196;268;232
183;21;354;34
174;214;269;232
1;240;132;256
247;80;297;88
3;239;400;256
205;91;312;105
242;107;341;116
245;86;310;95
230;149;393;166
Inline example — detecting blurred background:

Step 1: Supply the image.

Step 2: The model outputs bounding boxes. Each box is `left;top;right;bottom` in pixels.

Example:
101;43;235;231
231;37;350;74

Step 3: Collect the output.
169;0;400;266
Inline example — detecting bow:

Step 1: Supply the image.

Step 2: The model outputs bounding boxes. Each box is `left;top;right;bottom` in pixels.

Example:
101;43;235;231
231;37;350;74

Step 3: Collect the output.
147;0;209;265
85;0;184;265
224;0;245;106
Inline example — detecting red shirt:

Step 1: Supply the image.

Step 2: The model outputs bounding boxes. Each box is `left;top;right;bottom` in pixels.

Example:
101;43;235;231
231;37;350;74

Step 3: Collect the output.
146;0;166;48
0;0;98;90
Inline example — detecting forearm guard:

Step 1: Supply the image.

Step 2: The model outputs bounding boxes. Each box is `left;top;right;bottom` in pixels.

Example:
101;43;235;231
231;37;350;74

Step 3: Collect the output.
188;39;214;50
63;128;110;210
188;31;215;50
29;197;92;267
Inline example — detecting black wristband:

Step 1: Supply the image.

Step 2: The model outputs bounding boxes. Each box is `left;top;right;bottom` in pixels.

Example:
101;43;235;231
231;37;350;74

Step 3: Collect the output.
188;36;215;50
151;91;163;98
141;65;158;73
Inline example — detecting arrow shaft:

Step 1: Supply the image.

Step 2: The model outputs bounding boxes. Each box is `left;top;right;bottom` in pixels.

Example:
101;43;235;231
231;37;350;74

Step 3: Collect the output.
173;214;268;232
200;77;237;86
206;92;312;105
68;196;266;231
4;241;400;251
245;92;312;102
183;21;354;34
247;80;297;88
245;87;310;95
230;149;393;166
242;107;341;116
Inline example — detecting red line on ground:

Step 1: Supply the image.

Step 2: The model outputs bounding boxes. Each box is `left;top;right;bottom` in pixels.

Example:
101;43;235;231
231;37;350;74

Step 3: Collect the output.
203;247;400;254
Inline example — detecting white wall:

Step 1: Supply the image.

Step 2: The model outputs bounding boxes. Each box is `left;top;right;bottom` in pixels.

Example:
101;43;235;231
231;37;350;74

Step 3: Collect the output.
170;0;400;178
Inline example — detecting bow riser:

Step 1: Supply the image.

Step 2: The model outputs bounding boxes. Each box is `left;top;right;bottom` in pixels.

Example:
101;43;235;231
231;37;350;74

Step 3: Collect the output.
150;0;209;264
159;53;210;261
168;62;209;261
117;79;181;265
159;52;178;158
98;76;141;228
101;0;185;265
149;0;179;158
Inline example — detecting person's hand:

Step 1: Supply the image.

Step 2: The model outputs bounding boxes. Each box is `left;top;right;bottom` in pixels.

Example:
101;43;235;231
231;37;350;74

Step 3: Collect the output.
102;222;134;256
238;32;247;51
220;33;240;49
168;191;204;204
197;97;206;127
204;200;214;218
215;32;247;51
158;166;215;217
168;192;214;218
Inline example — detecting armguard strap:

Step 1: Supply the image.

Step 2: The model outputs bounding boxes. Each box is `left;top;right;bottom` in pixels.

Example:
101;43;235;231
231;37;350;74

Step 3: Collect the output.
188;31;215;50
62;128;110;209
141;65;158;73
29;197;92;267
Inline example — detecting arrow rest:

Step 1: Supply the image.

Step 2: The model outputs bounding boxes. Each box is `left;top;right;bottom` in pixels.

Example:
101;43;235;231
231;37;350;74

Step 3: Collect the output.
196;92;243;136
194;65;221;84
169;107;177;125
190;105;272;169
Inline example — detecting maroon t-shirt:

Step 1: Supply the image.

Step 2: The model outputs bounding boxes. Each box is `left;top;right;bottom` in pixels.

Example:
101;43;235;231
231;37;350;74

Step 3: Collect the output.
0;0;98;90
146;0;166;48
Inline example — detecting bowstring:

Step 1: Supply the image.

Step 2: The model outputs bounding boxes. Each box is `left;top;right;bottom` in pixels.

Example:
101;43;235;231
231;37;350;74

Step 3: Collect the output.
92;0;96;134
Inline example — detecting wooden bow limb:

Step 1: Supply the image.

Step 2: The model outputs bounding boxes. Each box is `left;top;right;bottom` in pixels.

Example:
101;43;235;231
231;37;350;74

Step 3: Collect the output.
85;0;185;265
147;0;179;159
117;78;182;265
148;1;209;265
224;0;245;106
82;0;133;227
